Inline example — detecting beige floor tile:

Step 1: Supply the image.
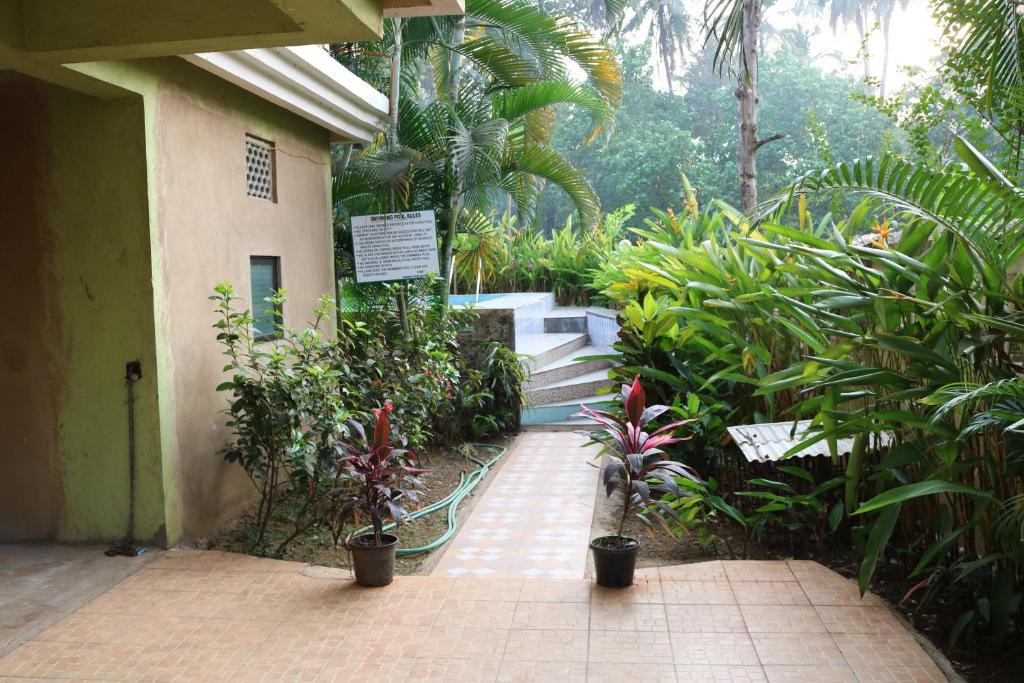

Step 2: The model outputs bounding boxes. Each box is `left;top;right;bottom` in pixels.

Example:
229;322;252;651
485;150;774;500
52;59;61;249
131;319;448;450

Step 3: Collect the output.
417;626;509;660
261;620;347;654
434;598;516;628
723;561;796;582
150;645;255;682
795;574;883;607
661;580;736;605
847;663;947;682
497;658;587;682
317;655;417;682
762;664;857;682
831;633;934;668
670;632;760;666
592;578;664;604
503;627;588;662
660;561;727;581
739;605;827;633
589;661;678;682
36;612;203;646
666;604;747;634
590;600;668;631
370;576;454;600
512;601;590;630
674;664;768;682
406;656;500;682
750;633;846;667
814;606;905;635
0;640;174;680
588;629;673;664
181;617;278;651
448;577;523;602
517;579;593;603
731;582;810;606
354;596;445;628
233;651;334;682
77;587;227;619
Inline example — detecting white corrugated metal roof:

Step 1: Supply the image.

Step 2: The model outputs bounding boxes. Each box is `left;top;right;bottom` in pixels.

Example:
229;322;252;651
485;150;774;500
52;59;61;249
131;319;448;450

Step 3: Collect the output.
725;420;893;463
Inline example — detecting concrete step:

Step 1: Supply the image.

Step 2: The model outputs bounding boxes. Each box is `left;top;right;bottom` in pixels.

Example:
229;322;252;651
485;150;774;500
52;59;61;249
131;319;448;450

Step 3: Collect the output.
528;345;613;387
521;393;617;426
526;368;617;406
543;307;587;334
516;332;589;372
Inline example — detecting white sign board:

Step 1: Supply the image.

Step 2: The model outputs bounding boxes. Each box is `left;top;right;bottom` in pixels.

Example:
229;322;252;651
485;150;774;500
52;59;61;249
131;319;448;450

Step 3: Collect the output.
351;211;440;283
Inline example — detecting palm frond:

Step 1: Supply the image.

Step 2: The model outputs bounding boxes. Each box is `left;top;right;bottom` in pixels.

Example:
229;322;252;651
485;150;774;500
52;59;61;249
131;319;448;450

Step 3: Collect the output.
756;155;1024;273
492;80;613;143
506;144;601;231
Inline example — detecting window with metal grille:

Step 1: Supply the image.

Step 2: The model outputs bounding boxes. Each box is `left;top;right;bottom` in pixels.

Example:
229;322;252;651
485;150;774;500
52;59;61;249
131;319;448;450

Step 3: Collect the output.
245;135;276;201
250;256;282;340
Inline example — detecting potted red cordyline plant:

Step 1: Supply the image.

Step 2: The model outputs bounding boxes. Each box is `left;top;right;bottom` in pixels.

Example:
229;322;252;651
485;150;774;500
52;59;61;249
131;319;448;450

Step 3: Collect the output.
339;402;428;587
576;377;701;588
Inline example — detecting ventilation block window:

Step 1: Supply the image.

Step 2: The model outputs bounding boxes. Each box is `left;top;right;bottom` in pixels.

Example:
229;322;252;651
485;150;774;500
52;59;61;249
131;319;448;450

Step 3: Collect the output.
245;135;276;201
250;256;281;340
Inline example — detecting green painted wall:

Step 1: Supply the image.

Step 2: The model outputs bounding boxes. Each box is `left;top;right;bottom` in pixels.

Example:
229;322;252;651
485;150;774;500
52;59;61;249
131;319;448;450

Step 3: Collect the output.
42;84;168;543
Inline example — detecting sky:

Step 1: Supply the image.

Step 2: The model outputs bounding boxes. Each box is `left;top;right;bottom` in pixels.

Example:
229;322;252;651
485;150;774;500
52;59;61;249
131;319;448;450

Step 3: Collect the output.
633;0;945;92
766;0;943;91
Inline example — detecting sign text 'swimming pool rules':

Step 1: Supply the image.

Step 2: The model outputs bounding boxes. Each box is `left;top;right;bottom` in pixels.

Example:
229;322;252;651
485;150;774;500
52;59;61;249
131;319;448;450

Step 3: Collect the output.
351;211;440;283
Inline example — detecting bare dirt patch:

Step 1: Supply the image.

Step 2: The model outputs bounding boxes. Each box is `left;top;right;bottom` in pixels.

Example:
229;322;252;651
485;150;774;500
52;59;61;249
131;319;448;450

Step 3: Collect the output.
206;440;510;576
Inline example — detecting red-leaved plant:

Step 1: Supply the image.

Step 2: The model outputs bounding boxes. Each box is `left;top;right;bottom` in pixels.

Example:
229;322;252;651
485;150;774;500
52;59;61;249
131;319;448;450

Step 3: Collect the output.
338;403;429;546
576;377;702;544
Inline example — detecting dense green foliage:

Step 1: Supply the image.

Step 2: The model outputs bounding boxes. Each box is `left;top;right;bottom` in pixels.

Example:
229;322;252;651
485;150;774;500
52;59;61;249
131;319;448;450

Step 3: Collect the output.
539;43;897;224
212;281;524;556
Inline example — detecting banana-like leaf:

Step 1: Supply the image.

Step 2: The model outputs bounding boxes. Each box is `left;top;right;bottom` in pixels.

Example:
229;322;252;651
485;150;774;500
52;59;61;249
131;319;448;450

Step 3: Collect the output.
854;481;994;516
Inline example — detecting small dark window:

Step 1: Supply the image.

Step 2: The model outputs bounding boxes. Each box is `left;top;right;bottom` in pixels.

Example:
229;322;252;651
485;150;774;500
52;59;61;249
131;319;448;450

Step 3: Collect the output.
245;135;276;201
250;256;281;340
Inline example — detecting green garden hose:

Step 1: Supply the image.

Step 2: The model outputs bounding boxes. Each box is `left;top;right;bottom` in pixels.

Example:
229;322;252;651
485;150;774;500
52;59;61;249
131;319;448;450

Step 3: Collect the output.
351;443;507;556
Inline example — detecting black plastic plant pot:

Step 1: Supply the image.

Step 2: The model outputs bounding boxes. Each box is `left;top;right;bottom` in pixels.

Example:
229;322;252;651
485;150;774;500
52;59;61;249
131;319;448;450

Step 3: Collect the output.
348;533;399;587
590;535;640;588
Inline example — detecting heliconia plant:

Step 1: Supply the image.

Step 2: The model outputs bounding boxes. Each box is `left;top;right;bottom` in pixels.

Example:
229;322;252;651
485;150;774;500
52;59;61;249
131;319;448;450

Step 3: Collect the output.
577;376;703;544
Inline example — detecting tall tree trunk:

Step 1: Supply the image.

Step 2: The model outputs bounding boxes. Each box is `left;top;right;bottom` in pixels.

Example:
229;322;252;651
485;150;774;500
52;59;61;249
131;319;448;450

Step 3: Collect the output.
879;5;895;98
439;17;467;306
735;0;784;212
388;18;403;150
736;0;762;211
448;17;466;105
857;11;871;82
388;18;410;334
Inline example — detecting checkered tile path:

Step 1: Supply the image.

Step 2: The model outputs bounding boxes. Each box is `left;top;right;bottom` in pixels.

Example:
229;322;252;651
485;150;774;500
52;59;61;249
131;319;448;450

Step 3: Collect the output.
0;552;947;681
432;431;600;579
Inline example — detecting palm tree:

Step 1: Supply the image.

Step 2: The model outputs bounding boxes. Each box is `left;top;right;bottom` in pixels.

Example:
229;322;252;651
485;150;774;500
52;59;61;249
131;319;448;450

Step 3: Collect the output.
799;0;912;96
334;0;621;304
623;0;691;92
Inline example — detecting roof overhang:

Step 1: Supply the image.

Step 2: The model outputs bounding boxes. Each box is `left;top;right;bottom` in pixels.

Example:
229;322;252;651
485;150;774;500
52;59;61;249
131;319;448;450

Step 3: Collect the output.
184;45;388;144
384;0;465;18
1;0;387;66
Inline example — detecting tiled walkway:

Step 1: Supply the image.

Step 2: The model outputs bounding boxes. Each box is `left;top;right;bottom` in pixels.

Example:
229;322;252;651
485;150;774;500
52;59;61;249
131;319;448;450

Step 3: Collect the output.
0;551;946;681
432;431;600;579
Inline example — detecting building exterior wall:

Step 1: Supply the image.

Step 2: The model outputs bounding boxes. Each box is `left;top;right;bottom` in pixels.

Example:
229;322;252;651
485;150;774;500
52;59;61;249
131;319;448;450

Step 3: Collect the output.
0;78;62;540
149;60;335;540
0;76;166;543
0;58;337;545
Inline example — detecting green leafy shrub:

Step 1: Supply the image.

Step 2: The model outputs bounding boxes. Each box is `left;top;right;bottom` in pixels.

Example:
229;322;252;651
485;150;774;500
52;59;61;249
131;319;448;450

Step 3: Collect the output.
591;164;1024;647
212;284;354;555
213;278;525;557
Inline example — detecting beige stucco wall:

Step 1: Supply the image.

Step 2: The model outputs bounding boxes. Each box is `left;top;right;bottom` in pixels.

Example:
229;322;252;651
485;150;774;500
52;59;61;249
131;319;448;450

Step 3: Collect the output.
150;61;335;540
